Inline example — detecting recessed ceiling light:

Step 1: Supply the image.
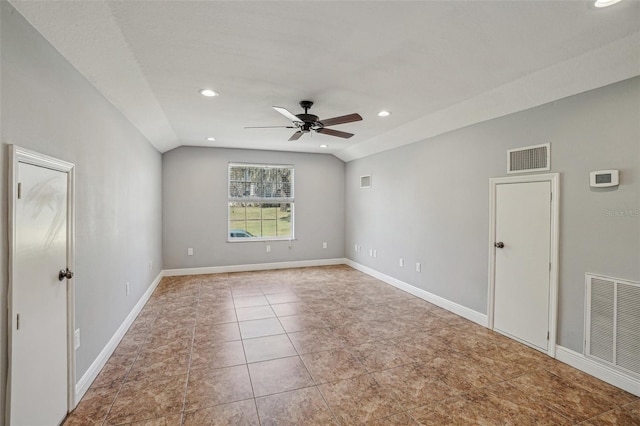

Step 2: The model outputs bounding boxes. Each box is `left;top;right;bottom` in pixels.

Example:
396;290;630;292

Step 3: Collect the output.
378;110;391;117
199;89;219;97
206;137;216;141
593;0;622;7
320;144;328;148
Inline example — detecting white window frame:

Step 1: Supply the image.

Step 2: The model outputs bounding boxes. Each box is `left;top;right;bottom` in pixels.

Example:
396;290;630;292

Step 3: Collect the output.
228;162;295;242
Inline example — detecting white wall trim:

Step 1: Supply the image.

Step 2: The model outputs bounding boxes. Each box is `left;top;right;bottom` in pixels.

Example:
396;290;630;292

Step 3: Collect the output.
163;258;347;277
345;260;488;327
74;271;163;403
555;346;640;397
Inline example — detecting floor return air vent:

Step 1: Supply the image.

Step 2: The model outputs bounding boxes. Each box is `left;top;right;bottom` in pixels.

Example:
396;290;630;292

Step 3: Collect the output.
585;273;640;377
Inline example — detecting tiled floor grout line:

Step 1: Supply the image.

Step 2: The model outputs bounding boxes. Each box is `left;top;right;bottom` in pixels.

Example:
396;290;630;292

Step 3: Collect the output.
177;292;201;426
98;319;154;426
231;285;263;425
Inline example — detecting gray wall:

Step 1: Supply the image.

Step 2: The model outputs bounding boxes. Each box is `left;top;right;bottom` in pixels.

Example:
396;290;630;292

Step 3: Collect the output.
163;147;345;269
345;77;640;352
0;3;163;419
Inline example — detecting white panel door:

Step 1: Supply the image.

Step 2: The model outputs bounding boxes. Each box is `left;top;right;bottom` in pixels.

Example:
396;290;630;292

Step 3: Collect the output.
11;162;69;425
494;181;551;351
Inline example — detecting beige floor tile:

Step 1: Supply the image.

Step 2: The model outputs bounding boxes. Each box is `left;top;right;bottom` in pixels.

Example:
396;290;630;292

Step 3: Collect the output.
235;305;275;321
183;399;259;426
301;349;368;384
255;386;336;425
287;328;344;354
193;322;241;345
243;334;297;363
106;376;187;425
278;312;328;333
271;301;311;317
238;317;285;339
234;295;269;308
185;365;253;411
350;340;414;372
190;340;246;370
318;374;403;424
63;383;119;425
248;356;314;397
372;363;461;409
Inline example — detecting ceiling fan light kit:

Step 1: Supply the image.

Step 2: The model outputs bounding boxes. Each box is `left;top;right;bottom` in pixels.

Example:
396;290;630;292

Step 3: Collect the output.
246;100;362;142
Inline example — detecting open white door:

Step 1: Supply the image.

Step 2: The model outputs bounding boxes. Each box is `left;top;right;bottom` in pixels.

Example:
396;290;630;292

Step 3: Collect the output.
7;146;75;426
488;173;559;356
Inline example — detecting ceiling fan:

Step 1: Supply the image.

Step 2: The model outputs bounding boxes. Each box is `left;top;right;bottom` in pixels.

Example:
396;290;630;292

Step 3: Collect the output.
245;100;363;141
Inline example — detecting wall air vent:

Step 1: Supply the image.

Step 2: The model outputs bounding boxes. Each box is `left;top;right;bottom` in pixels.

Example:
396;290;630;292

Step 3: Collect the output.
360;175;371;188
585;274;640;377
507;143;550;174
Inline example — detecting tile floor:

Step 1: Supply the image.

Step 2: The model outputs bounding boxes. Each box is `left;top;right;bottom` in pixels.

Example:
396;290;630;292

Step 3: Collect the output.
64;265;639;425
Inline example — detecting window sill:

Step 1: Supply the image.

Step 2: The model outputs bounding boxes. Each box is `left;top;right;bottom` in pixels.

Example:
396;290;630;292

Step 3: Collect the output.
227;238;297;243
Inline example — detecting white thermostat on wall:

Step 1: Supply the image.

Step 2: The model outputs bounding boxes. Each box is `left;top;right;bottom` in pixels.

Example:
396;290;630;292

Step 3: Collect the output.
590;170;619;188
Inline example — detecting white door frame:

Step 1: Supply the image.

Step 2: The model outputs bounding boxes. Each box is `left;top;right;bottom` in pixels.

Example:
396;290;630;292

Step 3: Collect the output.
487;173;560;357
7;145;77;421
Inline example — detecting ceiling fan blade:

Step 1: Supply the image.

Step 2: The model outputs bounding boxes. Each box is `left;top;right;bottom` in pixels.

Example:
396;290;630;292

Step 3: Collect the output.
288;131;304;141
319;113;362;127
244;125;296;129
316;128;354;139
273;106;302;123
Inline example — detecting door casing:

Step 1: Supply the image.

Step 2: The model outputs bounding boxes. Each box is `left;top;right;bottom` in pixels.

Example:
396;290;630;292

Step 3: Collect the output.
487;173;559;357
6;145;77;423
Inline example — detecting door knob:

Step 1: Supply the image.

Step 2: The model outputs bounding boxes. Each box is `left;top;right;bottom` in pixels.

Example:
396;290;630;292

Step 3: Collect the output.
58;268;74;281
494;242;504;249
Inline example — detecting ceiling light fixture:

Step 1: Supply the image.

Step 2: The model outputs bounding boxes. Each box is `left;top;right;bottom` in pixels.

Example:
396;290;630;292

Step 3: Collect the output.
320;144;328;148
378;110;391;117
593;0;622;7
206;137;216;141
199;89;219;97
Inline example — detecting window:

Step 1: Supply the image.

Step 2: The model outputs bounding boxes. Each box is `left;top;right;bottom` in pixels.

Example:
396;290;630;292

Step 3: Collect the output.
228;163;294;240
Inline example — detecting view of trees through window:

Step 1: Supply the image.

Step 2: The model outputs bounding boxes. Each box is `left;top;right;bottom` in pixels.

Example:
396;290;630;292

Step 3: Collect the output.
228;164;294;239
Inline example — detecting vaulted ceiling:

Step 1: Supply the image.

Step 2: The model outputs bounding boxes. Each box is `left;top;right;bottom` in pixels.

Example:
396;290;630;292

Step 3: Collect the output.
10;0;640;161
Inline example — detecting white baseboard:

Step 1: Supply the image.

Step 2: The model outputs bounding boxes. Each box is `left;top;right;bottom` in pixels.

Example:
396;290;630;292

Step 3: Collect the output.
345;259;488;327
163;258;347;277
555;346;640;397
74;271;164;403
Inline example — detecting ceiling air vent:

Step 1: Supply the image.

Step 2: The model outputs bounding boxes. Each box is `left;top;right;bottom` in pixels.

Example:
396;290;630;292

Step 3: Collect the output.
360;175;371;188
507;143;550;174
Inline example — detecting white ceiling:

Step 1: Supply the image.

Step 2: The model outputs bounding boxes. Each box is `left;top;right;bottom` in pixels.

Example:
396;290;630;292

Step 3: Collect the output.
10;0;640;161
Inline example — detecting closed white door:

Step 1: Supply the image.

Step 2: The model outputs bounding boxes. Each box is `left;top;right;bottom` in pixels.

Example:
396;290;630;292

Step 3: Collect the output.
10;161;69;425
494;181;551;351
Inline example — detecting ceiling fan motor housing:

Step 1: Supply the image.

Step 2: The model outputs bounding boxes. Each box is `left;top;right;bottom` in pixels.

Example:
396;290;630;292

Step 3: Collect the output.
295;113;321;126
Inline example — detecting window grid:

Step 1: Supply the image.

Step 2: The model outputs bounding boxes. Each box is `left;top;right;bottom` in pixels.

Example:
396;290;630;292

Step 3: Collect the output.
228;163;294;240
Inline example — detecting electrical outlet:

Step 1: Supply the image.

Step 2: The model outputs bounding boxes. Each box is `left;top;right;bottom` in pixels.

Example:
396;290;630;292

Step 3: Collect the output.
399;258;404;267
354;244;358;252
266;245;271;253
322;242;328;249
126;282;130;296
416;262;421;272
369;249;373;257
187;247;193;256
74;329;80;350
373;249;377;258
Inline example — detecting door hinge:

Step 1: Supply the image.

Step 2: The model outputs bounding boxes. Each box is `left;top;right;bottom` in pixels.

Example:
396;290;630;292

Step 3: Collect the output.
17;182;22;200
550;192;552;201
547;331;550;340
16;314;20;330
549;262;552;271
